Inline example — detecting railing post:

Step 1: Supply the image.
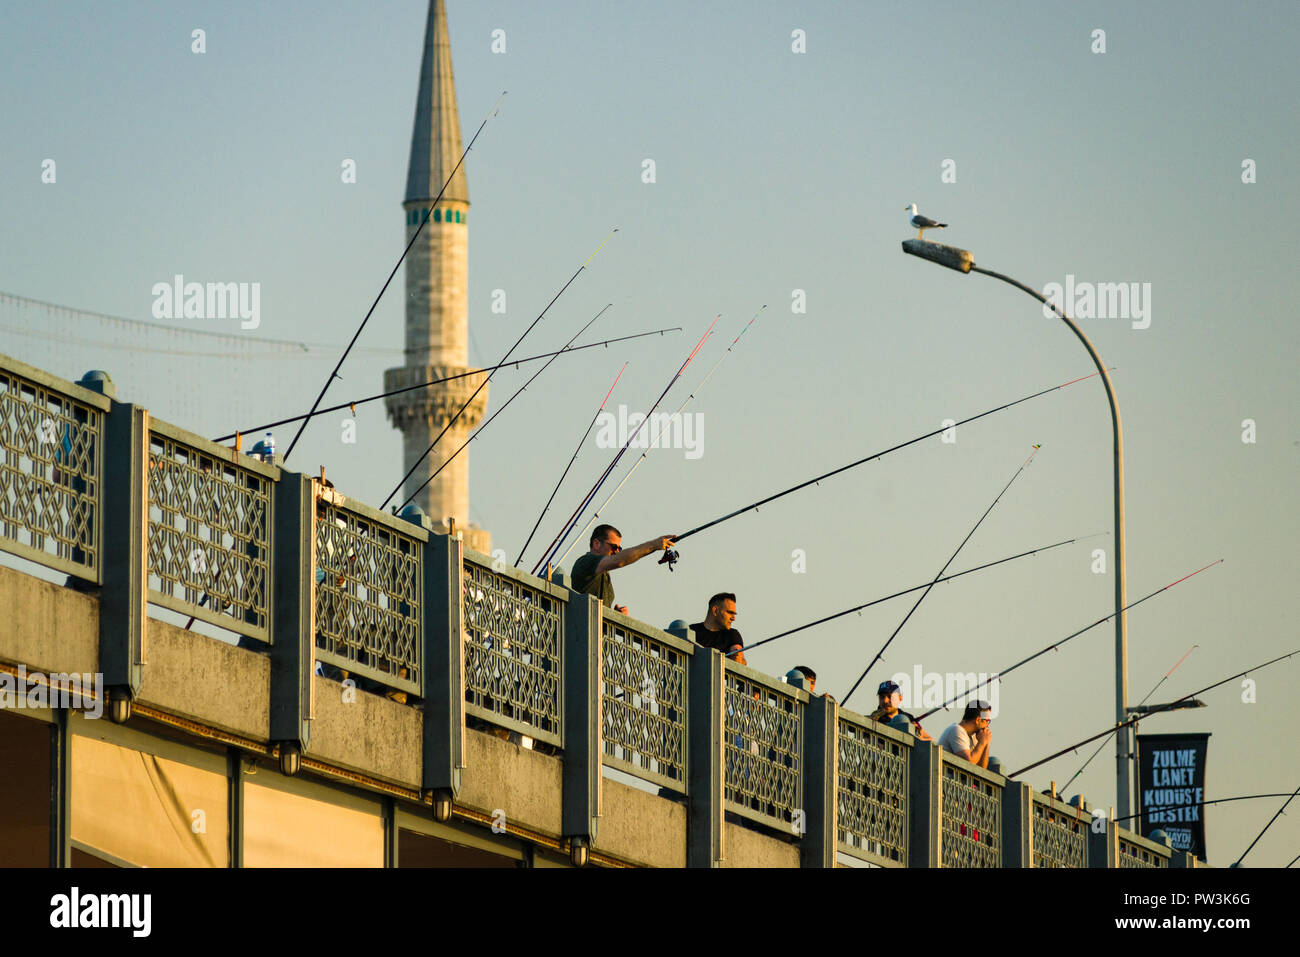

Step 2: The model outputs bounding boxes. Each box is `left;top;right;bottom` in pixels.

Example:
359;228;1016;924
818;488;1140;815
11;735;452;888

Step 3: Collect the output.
1091;811;1119;867
99;403;148;719
269;471;313;772
1002;781;1033;867
687;649;724;867
1170;850;1197;868
801;694;837;867
422;530;464;816
908;741;941;867
562;591;601;861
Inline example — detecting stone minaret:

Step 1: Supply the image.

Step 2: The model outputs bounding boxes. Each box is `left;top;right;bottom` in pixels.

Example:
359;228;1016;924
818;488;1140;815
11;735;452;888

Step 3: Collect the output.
384;0;490;553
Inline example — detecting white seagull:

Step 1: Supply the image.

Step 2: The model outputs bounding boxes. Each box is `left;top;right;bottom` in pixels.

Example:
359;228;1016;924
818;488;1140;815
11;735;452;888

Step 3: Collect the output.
906;203;947;240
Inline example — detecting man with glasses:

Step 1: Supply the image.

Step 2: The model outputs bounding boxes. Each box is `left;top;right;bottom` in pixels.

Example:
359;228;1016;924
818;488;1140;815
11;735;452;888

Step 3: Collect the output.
938;700;993;768
569;523;676;615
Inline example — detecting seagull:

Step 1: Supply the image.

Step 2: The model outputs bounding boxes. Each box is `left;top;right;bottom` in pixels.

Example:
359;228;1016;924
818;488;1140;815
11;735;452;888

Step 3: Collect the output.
906;203;947;240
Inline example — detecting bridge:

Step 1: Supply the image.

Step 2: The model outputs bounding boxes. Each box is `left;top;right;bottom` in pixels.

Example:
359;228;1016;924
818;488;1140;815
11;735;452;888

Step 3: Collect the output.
0;350;1201;868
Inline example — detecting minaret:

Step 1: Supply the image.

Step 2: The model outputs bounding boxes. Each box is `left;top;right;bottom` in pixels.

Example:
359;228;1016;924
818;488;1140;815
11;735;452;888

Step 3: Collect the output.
384;0;491;553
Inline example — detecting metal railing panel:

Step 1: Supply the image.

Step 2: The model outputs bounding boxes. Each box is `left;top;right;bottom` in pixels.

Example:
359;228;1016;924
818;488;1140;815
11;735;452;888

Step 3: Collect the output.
1031;791;1089;868
723;661;805;831
0;356;108;581
600;609;691;791
940;754;1003;867
462;552;564;746
314;497;424;696
1117;830;1172;868
836;711;911;866
146;418;275;642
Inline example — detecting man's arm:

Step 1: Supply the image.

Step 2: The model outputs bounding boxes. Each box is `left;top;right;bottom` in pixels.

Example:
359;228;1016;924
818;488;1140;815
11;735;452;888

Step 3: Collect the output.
594;535;676;575
971;729;991;768
728;644;747;666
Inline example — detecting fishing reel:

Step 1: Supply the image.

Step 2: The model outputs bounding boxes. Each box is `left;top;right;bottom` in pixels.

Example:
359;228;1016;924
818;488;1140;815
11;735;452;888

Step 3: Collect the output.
658;547;680;571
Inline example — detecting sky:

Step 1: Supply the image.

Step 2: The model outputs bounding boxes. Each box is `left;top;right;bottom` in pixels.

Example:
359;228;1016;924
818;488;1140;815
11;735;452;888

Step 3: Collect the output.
2;0;1297;867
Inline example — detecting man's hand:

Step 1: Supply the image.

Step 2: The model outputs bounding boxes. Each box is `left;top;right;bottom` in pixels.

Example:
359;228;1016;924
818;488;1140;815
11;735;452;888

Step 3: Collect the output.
614;604;628;615
730;646;747;666
976;727;992;745
917;726;934;743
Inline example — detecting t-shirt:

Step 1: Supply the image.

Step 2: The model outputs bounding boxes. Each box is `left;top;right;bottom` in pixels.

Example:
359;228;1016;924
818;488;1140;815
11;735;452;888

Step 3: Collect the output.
938;722;976;757
570;552;615;608
689;622;744;656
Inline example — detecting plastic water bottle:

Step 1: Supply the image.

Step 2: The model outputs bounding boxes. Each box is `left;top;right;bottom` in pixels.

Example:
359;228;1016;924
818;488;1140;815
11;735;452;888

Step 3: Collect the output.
262;432;275;462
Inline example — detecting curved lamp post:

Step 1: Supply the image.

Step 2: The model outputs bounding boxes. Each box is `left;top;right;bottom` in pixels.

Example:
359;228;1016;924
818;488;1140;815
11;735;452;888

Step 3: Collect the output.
901;238;1133;822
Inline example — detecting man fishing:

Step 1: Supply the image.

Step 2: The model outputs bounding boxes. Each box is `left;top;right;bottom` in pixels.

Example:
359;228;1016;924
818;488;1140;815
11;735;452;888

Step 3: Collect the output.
569;523;676;615
691;592;746;663
939;700;993;769
870;680;933;741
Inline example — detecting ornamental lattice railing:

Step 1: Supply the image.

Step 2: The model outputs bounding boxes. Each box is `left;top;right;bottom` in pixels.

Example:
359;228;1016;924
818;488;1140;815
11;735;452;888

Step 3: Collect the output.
1118;831;1172;868
1031;791;1089;868
0;357;107;581
462;553;563;746
146;418;274;643
600;613;690;792
941;755;1003;867
314;497;423;697
837;713;910;866
724;664;804;832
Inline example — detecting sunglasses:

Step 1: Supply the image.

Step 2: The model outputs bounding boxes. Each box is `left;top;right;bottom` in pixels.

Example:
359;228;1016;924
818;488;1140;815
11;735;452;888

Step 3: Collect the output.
602;539;621;553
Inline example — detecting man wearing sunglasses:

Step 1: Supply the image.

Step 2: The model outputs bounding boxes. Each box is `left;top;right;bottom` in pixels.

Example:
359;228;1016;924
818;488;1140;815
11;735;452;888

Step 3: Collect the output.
570;523;677;615
938;700;993;769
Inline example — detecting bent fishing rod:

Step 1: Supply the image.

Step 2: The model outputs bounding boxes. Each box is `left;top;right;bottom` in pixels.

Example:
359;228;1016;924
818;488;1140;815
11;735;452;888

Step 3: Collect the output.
549;306;766;574
1057;643;1199;796
669;369;1109;556
841;444;1042;708
515;363;627;567
914;559;1224;722
531;317;719;575
284;92;506;462
396;304;614;512
212;328;678;444
382;228;619;510
733;534;1087;657
1008;648;1300;779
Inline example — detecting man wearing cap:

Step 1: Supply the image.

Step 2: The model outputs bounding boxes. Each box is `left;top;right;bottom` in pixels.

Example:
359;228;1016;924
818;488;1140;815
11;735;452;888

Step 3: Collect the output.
870;681;933;742
938;701;993;768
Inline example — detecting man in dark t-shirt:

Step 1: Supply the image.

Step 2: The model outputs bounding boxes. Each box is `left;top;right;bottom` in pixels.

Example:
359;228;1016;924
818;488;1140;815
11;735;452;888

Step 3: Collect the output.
689;592;746;664
569;523;677;615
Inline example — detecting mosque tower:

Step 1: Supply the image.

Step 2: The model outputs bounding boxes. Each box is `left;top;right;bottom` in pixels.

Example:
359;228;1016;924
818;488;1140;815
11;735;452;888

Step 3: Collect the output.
384;0;491;552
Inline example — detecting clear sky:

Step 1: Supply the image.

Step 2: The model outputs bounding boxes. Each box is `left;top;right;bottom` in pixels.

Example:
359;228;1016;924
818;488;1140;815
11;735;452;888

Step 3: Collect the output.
2;0;1297;867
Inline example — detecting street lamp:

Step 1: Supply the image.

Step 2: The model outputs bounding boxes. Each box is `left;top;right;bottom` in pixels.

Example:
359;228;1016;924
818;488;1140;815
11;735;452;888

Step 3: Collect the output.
902;237;1134;820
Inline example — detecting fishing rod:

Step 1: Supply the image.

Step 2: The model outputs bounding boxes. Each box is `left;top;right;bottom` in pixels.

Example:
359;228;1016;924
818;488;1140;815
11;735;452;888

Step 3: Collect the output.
1233;783;1300;867
733;534;1089;657
515;363;627;567
211;328;678;444
1058;643;1199;796
381;228;619;510
396;304;614;512
548;306;766;574
841;444;1042;708
914;559;1224;723
1008;648;1300;779
669;369;1109;552
284;92;506;462
1108;793;1298;826
531;317;719;576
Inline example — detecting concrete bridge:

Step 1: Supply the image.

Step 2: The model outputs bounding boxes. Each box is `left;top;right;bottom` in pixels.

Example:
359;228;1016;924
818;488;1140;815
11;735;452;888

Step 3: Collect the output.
0;351;1200;868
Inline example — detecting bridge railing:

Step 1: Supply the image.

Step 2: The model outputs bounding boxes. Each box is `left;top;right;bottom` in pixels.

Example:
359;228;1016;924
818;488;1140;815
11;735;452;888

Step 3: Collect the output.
723;660;806;833
462;549;565;747
837;710;912;866
1117;827;1173;868
146;417;276;643
1031;790;1090;868
0;354;109;582
941;752;1004;867
600;609;691;793
314;493;425;698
